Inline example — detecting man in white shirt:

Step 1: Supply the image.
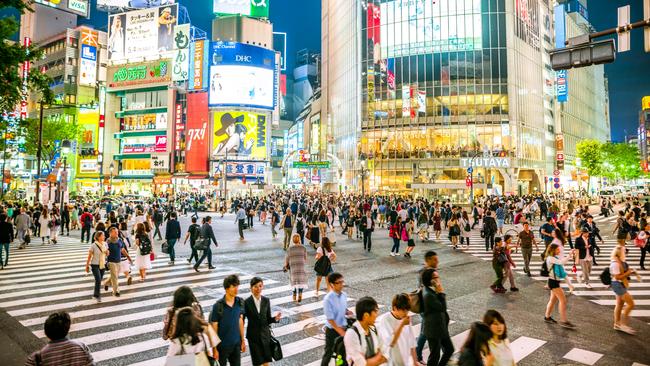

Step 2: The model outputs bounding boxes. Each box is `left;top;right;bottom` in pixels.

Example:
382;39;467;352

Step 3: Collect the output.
344;297;387;366
377;294;421;366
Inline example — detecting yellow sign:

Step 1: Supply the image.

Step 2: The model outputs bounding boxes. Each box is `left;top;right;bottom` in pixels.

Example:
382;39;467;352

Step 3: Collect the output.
643;96;650;111
212;111;267;159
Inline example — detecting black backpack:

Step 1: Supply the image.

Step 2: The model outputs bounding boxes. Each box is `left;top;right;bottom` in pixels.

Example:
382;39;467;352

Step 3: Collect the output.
540;253;550;277
332;326;376;366
189;224;201;242
139;235;152;255
600;267;612;285
296;219;304;232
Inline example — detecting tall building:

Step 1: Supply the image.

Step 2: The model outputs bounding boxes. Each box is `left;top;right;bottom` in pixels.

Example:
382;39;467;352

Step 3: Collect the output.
322;0;610;198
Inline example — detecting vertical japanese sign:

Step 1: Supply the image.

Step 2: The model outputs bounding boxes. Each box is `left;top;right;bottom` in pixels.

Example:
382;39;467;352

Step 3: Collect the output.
174;103;183;150
188;40;209;90
554;4;568;103
79;28;98;86
172;24;190;81
20;37;31;120
185;92;209;172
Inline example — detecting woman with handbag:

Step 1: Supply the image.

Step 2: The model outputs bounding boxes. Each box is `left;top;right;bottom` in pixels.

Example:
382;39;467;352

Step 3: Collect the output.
39;207;51;245
165;307;219;366
314;237;336;297
244;277;282;366
285;234;307;302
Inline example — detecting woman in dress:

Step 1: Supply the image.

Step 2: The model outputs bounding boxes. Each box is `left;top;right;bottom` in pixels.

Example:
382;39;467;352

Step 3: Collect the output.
314;237;336;297
483;310;515;366
71;205;79;231
308;216;320;249
459;210;472;249
433;211;442;240
284;234;307;303
39;208;50;245
448;215;460;249
134;223;153;282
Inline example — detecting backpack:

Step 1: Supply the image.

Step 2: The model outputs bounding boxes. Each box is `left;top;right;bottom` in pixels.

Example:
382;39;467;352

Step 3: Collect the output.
189;224;201;242
332;325;376;366
540;254;550;277
139;235;152;255
600;267;612;285
296;219;304;232
463;221;471;232
83;214;93;227
408;287;423;313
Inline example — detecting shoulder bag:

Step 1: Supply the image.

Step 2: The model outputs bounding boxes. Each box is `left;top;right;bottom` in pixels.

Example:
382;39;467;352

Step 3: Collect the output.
270;330;283;361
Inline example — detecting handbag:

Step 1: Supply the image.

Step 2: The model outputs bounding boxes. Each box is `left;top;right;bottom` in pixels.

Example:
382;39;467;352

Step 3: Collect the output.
162;241;169;254
164;334;213;366
194;237;210;251
150;252;156;261
270;333;283;361
314;255;331;276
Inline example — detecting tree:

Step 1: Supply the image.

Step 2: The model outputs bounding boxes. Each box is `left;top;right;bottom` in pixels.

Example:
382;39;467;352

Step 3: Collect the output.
601;142;642;183
0;0;54;116
576;139;603;192
22;114;80;166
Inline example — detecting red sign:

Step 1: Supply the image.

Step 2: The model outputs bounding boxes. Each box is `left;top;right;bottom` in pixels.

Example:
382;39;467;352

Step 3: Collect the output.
367;3;381;45
465;176;472;187
155;135;167;152
185;92;209;173
556;153;564;161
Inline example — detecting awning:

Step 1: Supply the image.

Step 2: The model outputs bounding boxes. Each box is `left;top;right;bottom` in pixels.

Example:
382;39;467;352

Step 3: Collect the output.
188;175;208;179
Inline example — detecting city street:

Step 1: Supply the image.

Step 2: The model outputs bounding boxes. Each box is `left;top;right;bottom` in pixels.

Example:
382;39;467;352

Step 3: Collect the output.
1;211;649;366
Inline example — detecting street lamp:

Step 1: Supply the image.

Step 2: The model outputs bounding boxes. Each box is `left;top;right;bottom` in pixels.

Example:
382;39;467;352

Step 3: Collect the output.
358;155;368;198
109;162;115;194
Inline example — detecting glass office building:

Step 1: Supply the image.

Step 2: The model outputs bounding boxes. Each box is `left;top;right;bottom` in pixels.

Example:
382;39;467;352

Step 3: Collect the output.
323;0;613;199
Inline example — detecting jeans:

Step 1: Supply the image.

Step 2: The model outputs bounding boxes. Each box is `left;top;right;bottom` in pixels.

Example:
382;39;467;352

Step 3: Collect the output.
271;224;277;237
426;335;454;366
91;264;105;298
641;245;649;268
363;230;372;250
321;327;339;366
247;215;253;228
416;329;426;362
521;247;533;274
238;219;245;238
61;219;69;235
81;226;91;243
217;344;241;366
0;243;9;266
195;246;213;268
391;237;400;253
167;239;177;262
154;223;162;240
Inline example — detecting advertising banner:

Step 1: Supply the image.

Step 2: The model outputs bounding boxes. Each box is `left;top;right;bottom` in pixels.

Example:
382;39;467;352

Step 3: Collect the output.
212;111;268;159
98;0;176;12
108;4;178;60
642;96;650;111
122;113;168;131
417;90;426;115
213;0;269;18
401;86;410;118
151;154;169;171
556;69;568;102
186;92;209;173
379;0;482;57
172;24;190;81
79;28;98;86
189;40;210;90
107;60;171;89
224;162;266;178
155;135;167;152
34;0;89;17
79;159;99;174
515;0;540;50
208;42;277;110
79;109;99;157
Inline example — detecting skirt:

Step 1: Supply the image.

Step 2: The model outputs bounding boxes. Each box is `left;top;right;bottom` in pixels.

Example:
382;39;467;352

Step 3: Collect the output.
119;260;132;273
135;252;152;270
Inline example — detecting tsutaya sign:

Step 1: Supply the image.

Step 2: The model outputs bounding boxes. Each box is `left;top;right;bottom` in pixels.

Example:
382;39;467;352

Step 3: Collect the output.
460;157;511;168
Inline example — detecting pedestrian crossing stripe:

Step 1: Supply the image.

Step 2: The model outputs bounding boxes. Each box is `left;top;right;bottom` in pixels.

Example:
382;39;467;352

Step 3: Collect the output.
1;233;648;365
437;230;650;320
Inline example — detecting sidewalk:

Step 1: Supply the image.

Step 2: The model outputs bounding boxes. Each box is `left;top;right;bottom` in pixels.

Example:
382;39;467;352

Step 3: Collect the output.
0;308;44;365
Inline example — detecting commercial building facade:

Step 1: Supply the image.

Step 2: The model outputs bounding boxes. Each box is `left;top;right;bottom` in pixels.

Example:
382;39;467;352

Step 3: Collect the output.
322;0;610;199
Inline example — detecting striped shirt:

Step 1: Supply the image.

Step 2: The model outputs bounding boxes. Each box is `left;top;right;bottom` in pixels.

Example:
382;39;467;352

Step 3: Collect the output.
25;338;94;366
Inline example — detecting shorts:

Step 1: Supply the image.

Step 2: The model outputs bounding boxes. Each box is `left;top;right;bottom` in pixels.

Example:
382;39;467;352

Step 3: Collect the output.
547;279;561;289
407;239;415;247
611;281;627;296
497;219;504;228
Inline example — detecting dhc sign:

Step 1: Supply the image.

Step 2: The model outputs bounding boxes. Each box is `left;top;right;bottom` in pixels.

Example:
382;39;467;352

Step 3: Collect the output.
460;157;511;168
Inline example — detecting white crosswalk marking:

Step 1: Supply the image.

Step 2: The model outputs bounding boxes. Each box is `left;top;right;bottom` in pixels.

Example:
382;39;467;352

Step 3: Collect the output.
454;224;650;321
2;233;648;365
563;348;604;365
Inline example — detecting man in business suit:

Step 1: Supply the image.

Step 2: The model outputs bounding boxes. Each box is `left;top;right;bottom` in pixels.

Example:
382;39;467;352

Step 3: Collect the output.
244;277;281;366
420;268;454;366
359;210;375;252
194;216;217;272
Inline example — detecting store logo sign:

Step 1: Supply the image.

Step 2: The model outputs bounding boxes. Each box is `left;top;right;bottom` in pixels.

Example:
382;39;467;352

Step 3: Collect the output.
236;55;252;62
187;122;207;151
460;157;511;168
68;0;88;14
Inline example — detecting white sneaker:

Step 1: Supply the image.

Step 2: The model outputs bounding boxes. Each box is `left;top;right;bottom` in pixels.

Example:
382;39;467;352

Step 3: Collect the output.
390;252;395;256
395;253;401;256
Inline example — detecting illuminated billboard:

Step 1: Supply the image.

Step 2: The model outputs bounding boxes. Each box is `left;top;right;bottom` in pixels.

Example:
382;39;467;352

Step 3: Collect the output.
379;0;482;57
108;4;178;60
213;0;269;18
78;28;98;86
208;42;277;110
186;93;210;173
34;0;89;17
98;0;176;12
212;111;268;160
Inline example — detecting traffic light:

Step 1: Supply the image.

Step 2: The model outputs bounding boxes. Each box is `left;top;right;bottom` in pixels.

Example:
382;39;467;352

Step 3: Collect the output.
550;39;616;70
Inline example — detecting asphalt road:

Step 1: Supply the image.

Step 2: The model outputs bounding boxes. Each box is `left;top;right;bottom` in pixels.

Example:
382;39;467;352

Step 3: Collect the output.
0;209;649;365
